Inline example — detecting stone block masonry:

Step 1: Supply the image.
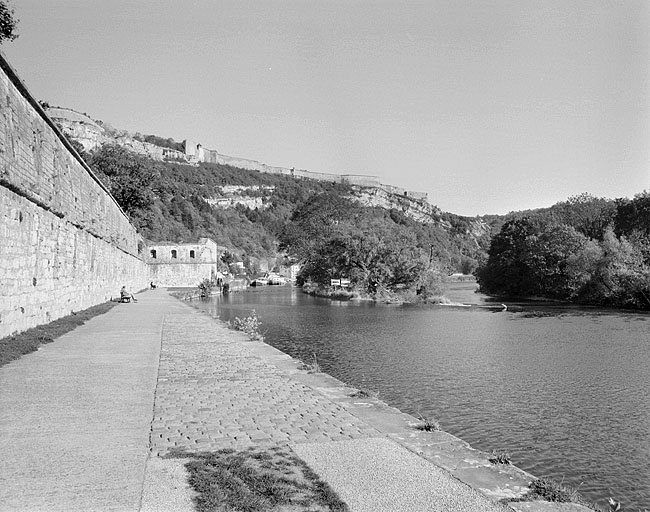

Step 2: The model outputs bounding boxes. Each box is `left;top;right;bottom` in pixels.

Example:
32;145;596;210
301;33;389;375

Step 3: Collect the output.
0;55;149;338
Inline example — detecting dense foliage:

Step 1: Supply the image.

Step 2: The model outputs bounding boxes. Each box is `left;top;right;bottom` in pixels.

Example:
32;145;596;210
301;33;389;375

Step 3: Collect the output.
85;144;490;295
132;133;185;153
87;145;356;257
476;193;650;309
85;143;650;307
278;192;431;297
0;1;18;44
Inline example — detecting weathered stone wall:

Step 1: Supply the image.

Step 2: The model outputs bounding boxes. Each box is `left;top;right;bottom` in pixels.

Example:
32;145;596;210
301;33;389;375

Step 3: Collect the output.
145;238;218;287
0;56;149;338
342;174;381;187
148;263;217;288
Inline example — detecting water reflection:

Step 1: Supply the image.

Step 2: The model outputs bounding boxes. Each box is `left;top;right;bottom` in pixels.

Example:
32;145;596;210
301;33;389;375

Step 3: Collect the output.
196;284;650;510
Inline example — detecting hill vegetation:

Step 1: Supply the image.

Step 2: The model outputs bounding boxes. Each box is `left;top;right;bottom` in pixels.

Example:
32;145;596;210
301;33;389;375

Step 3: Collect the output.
84;144;495;299
83;141;649;308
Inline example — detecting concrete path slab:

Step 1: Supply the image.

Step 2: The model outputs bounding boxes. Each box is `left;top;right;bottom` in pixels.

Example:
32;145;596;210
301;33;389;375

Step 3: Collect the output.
140;458;195;512
0;290;168;512
292;437;510;512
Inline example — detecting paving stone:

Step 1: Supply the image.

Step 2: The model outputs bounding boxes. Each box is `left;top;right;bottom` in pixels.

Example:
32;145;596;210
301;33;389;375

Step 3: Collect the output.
149;313;380;455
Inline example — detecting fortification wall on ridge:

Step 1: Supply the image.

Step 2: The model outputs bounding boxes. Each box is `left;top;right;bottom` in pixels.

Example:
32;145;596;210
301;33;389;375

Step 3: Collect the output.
0;56;149;338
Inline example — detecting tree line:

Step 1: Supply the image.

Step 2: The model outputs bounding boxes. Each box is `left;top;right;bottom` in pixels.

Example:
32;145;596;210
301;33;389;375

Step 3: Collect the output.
476;193;650;309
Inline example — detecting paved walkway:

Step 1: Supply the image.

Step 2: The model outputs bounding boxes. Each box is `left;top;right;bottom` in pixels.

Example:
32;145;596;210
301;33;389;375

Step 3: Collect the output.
0;290;170;511
150;312;380;455
0;289;586;512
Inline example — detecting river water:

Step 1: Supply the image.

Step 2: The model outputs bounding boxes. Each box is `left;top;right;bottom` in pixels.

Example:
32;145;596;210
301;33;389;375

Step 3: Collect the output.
195;283;650;510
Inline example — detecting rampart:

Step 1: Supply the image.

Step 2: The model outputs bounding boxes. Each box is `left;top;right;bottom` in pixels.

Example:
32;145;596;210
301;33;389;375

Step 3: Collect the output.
0;55;149;338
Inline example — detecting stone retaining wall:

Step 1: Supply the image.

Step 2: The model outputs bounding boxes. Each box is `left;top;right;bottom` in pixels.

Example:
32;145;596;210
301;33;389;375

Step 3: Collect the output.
0;55;149;338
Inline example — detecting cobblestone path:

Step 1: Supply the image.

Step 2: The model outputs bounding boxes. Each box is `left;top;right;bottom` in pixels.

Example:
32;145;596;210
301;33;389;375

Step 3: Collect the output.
150;312;380;456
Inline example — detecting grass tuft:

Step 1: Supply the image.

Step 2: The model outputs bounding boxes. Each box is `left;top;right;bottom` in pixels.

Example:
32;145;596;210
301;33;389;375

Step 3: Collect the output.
178;446;349;511
348;388;380;400
488;449;511;465
513;477;597;508
414;414;441;432
298;353;322;374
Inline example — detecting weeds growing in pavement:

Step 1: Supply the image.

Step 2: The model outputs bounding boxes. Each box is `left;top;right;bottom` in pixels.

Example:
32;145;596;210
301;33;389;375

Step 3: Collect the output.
414;414;441;432
348;388;380;400
512;477;591;507
488;449;511;465
298;353;322;373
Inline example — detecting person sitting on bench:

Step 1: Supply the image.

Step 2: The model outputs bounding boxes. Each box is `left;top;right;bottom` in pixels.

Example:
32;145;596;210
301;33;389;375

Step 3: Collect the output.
120;286;137;303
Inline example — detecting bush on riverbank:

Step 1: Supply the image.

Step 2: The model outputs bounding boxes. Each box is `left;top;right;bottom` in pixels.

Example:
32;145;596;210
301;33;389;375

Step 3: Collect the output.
229;309;263;340
301;283;360;301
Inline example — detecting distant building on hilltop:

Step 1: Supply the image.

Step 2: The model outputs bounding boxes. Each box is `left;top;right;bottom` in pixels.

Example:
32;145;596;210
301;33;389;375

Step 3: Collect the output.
47;107;428;204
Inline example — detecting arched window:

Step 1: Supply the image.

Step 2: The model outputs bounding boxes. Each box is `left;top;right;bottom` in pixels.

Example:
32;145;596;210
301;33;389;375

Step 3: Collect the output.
171;249;177;259
190;250;196;259
150;249;157;259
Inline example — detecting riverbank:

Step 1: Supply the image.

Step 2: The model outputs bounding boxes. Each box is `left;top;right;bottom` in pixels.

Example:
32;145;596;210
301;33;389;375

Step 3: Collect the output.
300;282;456;305
0;289;597;511
178;294;596;511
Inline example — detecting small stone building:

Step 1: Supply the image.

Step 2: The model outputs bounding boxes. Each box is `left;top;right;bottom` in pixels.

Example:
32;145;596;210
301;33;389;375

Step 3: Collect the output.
146;238;219;287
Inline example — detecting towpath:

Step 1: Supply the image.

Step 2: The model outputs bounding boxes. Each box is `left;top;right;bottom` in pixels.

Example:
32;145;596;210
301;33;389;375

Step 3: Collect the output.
0;289;590;512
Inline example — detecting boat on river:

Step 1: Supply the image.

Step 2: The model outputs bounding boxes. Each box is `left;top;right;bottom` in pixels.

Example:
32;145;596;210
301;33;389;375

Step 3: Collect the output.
267;274;287;285
251;273;287;286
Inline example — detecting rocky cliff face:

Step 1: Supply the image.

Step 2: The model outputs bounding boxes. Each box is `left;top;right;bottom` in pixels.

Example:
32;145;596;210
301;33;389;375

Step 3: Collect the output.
349;186;445;225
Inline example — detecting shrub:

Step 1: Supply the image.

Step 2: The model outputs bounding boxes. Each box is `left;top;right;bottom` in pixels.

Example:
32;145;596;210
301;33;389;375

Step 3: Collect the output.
197;278;213;298
414;415;441;432
230;310;263;340
488;449;511;465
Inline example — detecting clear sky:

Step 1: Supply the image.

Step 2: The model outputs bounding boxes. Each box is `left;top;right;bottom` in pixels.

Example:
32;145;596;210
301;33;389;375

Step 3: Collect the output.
3;0;649;216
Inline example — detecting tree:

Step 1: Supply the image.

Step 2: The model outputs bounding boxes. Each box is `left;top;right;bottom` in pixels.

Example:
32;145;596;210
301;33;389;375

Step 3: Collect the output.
0;1;18;44
280;193;429;297
476;218;540;296
88;144;159;227
579;228;650;308
529;225;589;298
220;250;236;267
552;193;616;240
615;191;650;237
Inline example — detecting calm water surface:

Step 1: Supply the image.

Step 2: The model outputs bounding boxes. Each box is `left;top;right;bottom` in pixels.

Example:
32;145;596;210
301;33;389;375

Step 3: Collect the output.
196;283;650;510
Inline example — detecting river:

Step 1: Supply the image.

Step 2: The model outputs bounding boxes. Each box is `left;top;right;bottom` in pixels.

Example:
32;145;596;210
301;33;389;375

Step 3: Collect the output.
195;282;650;510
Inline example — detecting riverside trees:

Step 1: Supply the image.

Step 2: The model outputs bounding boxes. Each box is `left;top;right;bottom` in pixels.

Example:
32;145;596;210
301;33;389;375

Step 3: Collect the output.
476;192;650;309
279;192;438;299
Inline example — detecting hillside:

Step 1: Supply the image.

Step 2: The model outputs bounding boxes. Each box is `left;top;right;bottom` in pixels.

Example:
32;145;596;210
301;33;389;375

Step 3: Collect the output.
78;139;496;280
61;110;650;306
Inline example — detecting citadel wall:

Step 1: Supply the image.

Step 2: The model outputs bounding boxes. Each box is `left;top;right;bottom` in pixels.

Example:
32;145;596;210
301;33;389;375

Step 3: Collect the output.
52;116;430;203
0;56;149;338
